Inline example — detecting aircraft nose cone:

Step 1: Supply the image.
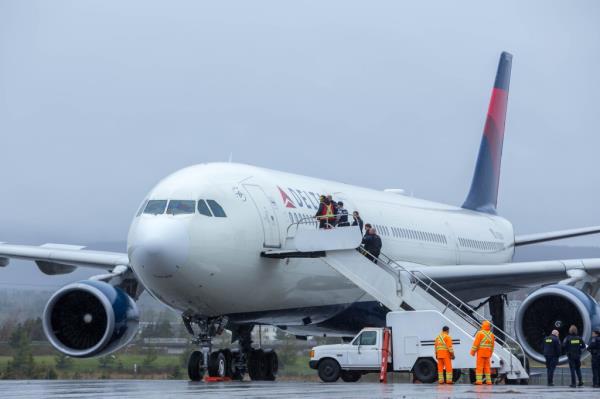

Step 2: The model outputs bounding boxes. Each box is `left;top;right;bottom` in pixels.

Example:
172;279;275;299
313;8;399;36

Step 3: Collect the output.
129;218;190;277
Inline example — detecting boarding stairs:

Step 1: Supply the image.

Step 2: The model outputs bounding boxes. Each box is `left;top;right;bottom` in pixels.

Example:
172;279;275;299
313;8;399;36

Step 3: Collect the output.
263;218;529;381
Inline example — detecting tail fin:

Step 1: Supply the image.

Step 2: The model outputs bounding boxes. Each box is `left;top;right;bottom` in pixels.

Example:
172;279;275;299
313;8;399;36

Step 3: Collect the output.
462;51;512;214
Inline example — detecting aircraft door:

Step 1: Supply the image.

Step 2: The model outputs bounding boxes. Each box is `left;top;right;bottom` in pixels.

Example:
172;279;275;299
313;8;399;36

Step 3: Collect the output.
244;184;282;248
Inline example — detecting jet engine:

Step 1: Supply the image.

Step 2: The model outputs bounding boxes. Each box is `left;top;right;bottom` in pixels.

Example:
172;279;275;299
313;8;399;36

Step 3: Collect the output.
515;284;600;364
43;280;139;358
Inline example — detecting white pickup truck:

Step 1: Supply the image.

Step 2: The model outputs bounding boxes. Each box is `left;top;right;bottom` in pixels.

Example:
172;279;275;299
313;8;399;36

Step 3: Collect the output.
309;310;521;383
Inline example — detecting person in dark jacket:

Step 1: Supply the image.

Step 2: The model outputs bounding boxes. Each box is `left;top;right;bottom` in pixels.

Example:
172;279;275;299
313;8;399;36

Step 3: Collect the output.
336;202;350;227
543;329;561;386
588;330;600;388
361;228;382;263
563;324;586;387
351;211;364;233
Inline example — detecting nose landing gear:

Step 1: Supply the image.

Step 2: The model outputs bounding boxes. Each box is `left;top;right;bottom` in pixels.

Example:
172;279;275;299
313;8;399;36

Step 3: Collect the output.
183;315;279;382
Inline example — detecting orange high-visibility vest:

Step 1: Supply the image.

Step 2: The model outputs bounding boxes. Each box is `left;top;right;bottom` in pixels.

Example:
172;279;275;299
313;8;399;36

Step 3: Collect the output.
471;329;495;357
435;332;454;358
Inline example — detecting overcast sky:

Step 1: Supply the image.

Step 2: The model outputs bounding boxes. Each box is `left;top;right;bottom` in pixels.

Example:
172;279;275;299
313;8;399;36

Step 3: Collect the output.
1;1;600;285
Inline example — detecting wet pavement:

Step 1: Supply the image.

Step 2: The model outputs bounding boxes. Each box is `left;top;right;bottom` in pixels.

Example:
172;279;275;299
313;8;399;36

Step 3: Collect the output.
0;380;599;399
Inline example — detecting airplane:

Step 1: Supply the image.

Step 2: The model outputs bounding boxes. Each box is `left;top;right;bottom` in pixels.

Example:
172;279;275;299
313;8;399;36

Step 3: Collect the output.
2;51;600;382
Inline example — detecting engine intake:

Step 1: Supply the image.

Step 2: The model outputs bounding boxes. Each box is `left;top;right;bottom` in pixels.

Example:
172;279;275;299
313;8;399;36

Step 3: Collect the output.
515;284;600;364
43;280;139;358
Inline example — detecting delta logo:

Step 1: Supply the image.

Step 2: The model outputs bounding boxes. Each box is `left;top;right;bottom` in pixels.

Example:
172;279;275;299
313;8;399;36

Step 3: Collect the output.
277;186;296;208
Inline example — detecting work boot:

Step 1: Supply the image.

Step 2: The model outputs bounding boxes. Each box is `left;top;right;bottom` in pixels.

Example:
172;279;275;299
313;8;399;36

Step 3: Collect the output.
578;381;584;387
569;384;576;388
547;383;554;386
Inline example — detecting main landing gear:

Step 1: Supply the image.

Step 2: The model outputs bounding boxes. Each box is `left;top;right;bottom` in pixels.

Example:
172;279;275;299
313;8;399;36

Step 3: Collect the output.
184;315;278;381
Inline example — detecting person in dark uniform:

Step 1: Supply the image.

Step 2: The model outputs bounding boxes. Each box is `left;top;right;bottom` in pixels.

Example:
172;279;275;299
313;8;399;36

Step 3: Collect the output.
336;202;350;227
351;211;364;233
361;228;382;263
563;324;586;387
543;329;561;386
588;330;600;388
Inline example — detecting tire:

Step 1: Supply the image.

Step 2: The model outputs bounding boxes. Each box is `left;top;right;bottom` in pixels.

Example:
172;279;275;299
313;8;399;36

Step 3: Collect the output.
469;369;476;384
229;349;244;381
413;358;437;384
452;369;462;383
248;349;266;381
318;358;341;383
208;351;227;377
187;351;204;381
341;370;361;382
264;350;278;381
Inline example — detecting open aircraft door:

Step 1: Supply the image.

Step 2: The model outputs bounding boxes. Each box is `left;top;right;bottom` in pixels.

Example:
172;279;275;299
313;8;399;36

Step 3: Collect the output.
244;184;282;248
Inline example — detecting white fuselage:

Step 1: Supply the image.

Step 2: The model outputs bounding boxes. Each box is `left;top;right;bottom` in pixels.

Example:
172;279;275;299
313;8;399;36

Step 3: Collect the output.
127;163;514;326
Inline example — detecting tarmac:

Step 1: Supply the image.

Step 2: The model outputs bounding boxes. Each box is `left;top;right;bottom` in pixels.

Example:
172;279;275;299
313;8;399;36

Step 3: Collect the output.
1;380;599;399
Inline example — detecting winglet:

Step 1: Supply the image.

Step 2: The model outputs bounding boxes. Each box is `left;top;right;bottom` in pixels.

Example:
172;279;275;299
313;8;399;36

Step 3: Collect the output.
462;52;512;214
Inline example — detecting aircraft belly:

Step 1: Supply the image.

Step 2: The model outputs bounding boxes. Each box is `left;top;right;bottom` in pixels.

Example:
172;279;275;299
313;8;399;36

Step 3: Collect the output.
157;255;367;317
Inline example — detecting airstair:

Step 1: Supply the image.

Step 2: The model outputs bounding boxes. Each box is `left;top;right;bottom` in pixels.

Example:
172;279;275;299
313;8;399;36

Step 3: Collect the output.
263;218;529;381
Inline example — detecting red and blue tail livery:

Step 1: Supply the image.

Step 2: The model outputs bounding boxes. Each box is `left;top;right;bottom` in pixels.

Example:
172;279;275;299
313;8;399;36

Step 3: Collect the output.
463;51;512;214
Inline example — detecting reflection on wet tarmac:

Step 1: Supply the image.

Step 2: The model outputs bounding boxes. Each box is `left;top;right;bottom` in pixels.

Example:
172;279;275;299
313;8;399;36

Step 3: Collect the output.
1;381;599;399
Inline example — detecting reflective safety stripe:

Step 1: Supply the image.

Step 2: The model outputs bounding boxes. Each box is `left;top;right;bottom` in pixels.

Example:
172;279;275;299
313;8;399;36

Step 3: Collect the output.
324;204;334;218
436;334;448;351
479;331;494;348
545;339;553;343
570;339;580;344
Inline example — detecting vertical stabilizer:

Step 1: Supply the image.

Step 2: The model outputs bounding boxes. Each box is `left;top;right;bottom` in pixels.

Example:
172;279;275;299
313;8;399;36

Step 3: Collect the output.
462;52;512;214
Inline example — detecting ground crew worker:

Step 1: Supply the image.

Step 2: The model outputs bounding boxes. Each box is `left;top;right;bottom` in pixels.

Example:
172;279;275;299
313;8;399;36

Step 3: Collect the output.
470;320;495;385
435;326;455;384
543;329;561;386
563;324;586;387
588;330;600;388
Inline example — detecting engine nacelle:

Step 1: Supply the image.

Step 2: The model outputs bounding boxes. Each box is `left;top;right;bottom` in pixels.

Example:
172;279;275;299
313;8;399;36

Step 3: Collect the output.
43;280;140;358
515;284;600;364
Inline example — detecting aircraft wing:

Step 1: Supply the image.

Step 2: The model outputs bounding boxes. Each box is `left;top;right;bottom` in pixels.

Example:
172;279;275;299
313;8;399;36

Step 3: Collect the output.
411;258;600;301
0;243;129;274
514;225;600;246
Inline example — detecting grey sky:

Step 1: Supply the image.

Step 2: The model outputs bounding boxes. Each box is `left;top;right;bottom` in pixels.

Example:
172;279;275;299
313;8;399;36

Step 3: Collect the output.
1;0;600;283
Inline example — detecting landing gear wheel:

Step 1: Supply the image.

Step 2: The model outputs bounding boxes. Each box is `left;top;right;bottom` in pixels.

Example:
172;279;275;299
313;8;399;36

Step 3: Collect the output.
208;351;227;378
229;349;244;381
187;350;205;381
318;358;341;383
248;349;266;380
413;358;437;384
264;350;278;381
452;369;462;383
341;370;361;382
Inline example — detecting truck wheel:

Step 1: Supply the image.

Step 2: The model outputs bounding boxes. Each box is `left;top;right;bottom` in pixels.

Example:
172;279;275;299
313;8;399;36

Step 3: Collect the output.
318;358;341;383
413;358;437;384
341;370;361;382
452;369;462;383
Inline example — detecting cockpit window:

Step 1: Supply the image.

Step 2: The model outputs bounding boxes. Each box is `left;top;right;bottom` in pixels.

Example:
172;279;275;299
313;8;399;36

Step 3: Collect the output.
167;200;196;215
136;200;148;217
197;200;212;217
207;200;227;217
143;200;168;215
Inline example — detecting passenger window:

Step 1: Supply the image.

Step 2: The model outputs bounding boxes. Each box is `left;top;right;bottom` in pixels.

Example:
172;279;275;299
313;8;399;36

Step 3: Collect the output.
167;200;196;215
198;200;213;217
207;200;226;217
144;200;167;215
